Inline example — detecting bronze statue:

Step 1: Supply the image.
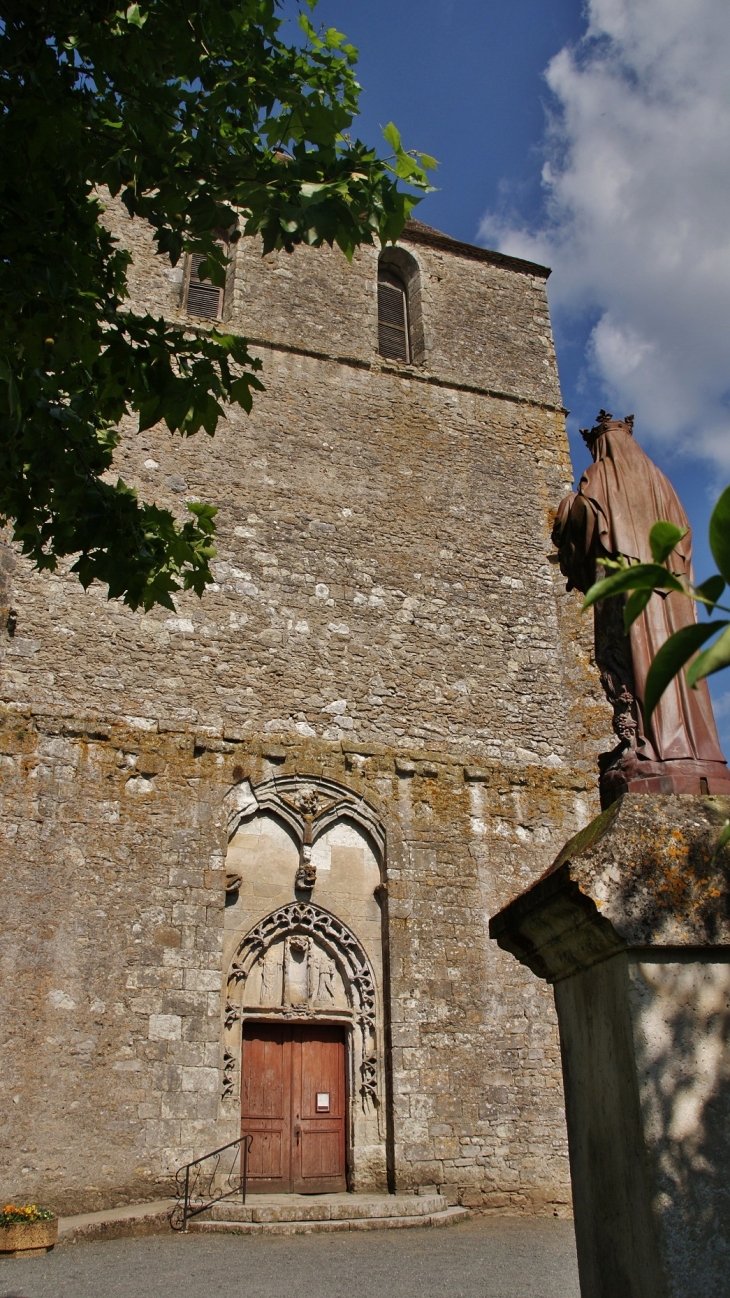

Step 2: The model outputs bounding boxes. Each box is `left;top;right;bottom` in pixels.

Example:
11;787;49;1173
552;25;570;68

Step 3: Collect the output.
552;411;730;805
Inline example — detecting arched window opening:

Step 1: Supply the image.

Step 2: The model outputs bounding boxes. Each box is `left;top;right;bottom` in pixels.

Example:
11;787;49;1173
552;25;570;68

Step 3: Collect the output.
377;267;410;362
183;251;225;320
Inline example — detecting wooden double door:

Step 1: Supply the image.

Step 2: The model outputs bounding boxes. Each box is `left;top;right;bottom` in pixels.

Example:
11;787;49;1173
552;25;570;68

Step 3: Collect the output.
241;1023;347;1193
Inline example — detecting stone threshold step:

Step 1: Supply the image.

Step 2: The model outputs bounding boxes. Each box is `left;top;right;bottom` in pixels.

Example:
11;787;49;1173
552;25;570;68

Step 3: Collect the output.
58;1199;177;1247
189;1207;471;1236
205;1193;446;1224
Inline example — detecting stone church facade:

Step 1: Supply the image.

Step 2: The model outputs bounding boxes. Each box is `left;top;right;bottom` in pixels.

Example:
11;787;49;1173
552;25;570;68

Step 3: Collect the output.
0;207;610;1215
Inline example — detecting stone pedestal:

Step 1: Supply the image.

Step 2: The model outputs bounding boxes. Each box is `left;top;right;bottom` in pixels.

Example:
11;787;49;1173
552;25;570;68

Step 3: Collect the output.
490;794;730;1298
598;750;730;808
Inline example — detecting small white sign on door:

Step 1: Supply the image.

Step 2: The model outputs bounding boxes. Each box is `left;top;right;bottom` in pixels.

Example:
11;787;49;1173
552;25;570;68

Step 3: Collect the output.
316;1092;330;1112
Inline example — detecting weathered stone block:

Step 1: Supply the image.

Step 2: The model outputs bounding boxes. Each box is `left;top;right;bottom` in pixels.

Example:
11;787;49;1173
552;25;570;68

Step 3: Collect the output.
148;1014;181;1041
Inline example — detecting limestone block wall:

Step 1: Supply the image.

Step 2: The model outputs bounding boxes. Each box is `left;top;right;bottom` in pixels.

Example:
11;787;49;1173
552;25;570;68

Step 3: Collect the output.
115;197;561;411
0;206;612;1215
0;360;600;764
0;719;594;1215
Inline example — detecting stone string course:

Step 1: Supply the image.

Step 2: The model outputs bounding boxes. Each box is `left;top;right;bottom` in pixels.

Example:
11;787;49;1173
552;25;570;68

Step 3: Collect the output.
0;200;612;1216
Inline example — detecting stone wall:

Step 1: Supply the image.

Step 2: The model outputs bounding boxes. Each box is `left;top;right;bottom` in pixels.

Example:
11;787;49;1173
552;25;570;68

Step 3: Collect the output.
0;203;611;1215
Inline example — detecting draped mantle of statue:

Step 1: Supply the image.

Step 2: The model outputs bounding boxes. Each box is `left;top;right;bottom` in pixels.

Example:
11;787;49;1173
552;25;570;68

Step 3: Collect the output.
552;410;730;806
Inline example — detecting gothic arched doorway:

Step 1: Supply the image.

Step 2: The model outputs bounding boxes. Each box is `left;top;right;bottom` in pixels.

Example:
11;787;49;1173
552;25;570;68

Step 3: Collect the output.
221;776;388;1192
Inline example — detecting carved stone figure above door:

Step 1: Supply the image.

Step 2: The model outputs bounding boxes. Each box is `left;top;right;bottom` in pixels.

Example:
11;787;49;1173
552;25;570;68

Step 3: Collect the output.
224;773;386;898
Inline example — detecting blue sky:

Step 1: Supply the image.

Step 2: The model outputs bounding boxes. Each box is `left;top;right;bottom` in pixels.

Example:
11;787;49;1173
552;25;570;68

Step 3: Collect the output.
294;0;730;751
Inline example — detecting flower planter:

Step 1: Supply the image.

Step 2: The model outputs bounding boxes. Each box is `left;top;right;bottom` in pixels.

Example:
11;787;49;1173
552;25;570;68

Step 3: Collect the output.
0;1217;58;1257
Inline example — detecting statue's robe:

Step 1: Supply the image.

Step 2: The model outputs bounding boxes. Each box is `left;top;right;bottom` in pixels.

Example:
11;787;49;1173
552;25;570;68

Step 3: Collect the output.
553;425;726;768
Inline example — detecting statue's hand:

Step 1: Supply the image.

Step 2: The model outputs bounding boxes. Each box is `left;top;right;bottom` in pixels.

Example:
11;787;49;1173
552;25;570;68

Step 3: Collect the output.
551;492;577;547
551;492;599;593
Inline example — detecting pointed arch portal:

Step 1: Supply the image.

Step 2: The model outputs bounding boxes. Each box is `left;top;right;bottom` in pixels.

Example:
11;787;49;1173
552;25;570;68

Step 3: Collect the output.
220;775;389;1192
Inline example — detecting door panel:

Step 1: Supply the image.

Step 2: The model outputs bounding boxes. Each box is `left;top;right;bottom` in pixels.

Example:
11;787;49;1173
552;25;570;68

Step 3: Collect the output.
292;1026;346;1193
240;1025;291;1190
300;1127;343;1181
241;1022;346;1193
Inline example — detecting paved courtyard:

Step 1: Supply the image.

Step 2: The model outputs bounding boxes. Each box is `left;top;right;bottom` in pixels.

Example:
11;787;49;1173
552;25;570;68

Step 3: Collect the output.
0;1217;579;1298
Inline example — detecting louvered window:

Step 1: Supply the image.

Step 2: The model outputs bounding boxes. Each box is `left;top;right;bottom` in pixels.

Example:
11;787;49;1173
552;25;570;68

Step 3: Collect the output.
184;252;224;320
378;268;410;362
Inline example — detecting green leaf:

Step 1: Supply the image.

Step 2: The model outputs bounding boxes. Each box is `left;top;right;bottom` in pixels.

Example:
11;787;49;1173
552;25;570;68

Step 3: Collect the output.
709;485;730;583
298;13;318;40
382;122;402;153
581;563;685;612
394;155;420;181
324;27;347;49
644;621;729;721
187;501;218;526
299;182;331;208
124;4;147;27
649;520;687;564
710;820;730;864
623;587;653;630
686;623;730;687
695;574;726;611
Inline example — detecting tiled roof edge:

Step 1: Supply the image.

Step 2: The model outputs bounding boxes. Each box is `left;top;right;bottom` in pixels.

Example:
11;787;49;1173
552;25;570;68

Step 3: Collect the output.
400;222;551;279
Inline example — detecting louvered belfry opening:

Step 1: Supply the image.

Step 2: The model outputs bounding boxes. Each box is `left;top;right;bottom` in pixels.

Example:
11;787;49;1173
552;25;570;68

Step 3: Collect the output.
377;267;410;362
184;251;224;320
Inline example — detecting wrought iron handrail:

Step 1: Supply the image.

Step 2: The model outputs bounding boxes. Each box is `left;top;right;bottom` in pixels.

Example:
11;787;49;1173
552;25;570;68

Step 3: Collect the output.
170;1134;254;1232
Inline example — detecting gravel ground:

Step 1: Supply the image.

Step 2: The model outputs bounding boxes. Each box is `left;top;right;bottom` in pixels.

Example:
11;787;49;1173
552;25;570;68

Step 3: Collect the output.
0;1216;579;1298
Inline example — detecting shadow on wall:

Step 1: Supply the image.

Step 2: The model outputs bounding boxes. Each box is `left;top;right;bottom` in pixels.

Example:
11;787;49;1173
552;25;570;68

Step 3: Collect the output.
630;956;730;1278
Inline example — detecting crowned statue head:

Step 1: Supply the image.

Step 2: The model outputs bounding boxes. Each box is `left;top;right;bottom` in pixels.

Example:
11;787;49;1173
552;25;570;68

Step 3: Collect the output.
579;410;635;459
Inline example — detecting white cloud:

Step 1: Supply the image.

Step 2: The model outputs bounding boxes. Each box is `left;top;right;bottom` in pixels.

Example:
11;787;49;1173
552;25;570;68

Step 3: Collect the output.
479;0;730;468
713;689;730;724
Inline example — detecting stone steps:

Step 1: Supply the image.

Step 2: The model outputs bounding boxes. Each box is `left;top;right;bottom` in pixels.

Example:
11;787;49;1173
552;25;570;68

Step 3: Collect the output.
187;1193;471;1235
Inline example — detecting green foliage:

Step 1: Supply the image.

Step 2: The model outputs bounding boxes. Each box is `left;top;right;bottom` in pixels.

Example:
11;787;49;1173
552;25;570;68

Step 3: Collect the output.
709;483;730;583
581;485;730;720
622;587;653;628
581;562;685;633
687;624;730;689
644;621;728;721
695;574;726;612
649;520;687;564
0;1;435;610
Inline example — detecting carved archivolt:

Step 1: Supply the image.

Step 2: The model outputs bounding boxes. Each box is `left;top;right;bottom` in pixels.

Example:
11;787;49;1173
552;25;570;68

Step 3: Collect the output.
229;902;376;1028
224;902;380;1108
